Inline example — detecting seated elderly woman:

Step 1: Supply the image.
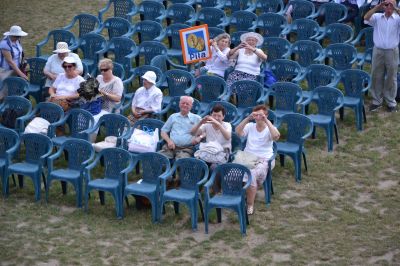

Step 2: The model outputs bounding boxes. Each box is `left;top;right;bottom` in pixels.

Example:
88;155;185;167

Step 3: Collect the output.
128;71;162;125
191;104;232;166
93;58;124;123
235;104;280;215
195;33;231;78
226;32;267;94
48;56;84;111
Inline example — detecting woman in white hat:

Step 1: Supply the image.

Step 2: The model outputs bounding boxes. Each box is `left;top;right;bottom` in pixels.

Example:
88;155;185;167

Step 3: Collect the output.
0;25;28;83
93;58;124;123
128;70;163;125
226;32;267;95
48;56;85;111
43;42;83;89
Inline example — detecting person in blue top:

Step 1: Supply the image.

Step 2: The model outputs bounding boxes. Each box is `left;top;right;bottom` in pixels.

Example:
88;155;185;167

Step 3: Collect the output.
159;96;201;160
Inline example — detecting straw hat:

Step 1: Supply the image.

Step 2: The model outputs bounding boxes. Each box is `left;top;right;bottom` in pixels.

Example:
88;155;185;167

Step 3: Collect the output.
142;71;157;84
3;25;28;37
53;42;71;53
240;32;263;46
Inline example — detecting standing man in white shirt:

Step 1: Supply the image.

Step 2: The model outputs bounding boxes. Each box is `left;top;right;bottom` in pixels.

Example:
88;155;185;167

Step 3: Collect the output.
364;0;400;112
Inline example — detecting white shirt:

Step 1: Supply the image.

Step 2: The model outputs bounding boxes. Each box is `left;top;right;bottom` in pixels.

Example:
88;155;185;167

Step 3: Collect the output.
52;73;84;96
131;85;163;112
44;53;83;87
199;122;232;151
204;46;230;77
365;12;400;49
235;49;263;76
242;123;275;159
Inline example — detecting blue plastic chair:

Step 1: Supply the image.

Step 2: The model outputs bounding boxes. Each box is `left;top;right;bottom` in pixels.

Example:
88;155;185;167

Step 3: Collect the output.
136;41;168;67
255;0;285;14
262;37;292;64
204;163;252;235
315;23;354;45
26;57;47;103
284;0;317;21
165;3;196;25
48;109;94;147
289;40;325;69
222;10;257;33
0;96;32;130
208;27;226;39
63;13;101;38
195;75;228;113
124;152;170;222
324;43;358;72
98;0;138;22
94;17;132;40
0;77;29;97
125;20;164;44
316;2;348;26
195;0;226;9
74;33;108;74
3;133;53;200
155;23;190;63
46;139;95;207
136;0;166;22
224;0;256;12
338;69;370;131
249;12;287;38
281;18;320;42
85;147;134;218
301;86;344;152
276;113;313;182
351;27;373;67
162;69;196;105
187;7;227;28
0;128;19;194
36;29;77;59
150;54;189;74
229;80;264;114
159;158;209;230
269;59;303;83
267;82;303;122
16;102;64;136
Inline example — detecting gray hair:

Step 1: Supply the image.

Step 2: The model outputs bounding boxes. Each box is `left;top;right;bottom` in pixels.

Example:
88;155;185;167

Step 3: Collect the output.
180;96;194;104
214;33;231;44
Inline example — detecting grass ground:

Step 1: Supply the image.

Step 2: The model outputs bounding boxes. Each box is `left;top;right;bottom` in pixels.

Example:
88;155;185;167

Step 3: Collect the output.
1;1;400;265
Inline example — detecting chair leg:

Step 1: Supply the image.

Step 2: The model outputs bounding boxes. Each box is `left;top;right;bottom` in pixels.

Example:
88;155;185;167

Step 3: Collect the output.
362;105;367;123
198;199;205;221
302;152;308;172
42;172;46;189
334;124;339;144
99;191;105;205
18;174;24;188
12;174;16;187
312;126;316;139
339;106;344;121
61;181;67;195
279;154;285;167
217;208;222;223
173;201;179;214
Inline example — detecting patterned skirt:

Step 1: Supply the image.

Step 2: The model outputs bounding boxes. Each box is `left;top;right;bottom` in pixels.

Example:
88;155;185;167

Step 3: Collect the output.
226;70;258;94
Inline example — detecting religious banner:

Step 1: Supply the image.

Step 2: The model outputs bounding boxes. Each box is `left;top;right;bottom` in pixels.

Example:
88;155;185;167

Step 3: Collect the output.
179;24;211;64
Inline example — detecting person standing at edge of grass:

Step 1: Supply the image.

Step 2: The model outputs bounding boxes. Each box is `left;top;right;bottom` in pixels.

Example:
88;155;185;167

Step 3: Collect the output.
364;0;400;113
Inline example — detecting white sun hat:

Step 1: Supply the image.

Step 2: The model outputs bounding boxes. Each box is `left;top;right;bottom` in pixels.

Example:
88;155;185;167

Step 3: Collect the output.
63;56;76;64
53;42;71;53
141;71;157;84
3;25;28;37
240;32;263;47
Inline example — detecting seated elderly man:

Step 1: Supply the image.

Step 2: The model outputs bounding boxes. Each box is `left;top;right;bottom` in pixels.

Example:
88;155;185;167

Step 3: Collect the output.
159;96;201;159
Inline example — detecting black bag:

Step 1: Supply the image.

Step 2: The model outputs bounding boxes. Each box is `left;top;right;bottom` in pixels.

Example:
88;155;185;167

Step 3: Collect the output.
396;73;400;102
0;108;22;129
77;76;100;101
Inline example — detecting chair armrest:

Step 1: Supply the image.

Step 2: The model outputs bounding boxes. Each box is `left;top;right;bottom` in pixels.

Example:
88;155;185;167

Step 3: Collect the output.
243;172;252;190
36;35;51;57
196;167;209;186
98;2;112;22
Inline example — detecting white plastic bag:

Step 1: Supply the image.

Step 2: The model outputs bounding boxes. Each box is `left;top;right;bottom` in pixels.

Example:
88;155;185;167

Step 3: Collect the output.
92;136;117;152
24;117;50;134
128;128;159;153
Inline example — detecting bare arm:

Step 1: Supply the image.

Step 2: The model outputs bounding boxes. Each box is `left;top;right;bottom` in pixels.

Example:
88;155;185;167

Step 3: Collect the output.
1;50;28;80
235;115;252;137
364;2;384;21
264;117;280;141
161;131;175;150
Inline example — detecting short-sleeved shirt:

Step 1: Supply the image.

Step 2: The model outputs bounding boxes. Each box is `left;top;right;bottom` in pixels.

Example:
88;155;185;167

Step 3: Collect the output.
96;75;124;112
365;12;400;49
0;37;22;70
44;53;83;87
235;49;263;76
162;112;201;147
53;73;85;96
131;85;163;113
199;122;232;151
242;122;275;159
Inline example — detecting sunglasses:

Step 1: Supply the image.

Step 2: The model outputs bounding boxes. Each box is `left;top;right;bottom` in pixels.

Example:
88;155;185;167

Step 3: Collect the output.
100;68;110;72
62;64;75;69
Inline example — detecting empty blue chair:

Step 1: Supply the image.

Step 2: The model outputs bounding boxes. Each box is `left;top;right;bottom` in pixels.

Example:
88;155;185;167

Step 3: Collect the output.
268;82;303;122
229;80;264;113
223;10;257;33
46;139;95;207
74;33;107;73
255;0;284;14
208;27;226;39
155;23;190;63
136;41;168;66
136;0;166;22
0;128;19;194
316;2;348;26
289;40;325;69
195;0;226;9
301;86;344;152
315;23;354;45
126;20;164;44
98;0;138;22
204;163;252;235
249;12;287;38
262;37;292;63
36;29;77;59
94;17;132;40
0;96;32;130
159;158;209;230
351;27;373;66
284;0;317;21
324;43;357;72
276;113;313;182
269;59;303;83
63;13;101;38
124;152;170;222
165;3;196;25
187;7;227;28
99;36;138;73
162;69;196;105
195;75;228;113
3;133;53;200
224;0;256;12
26;57;47;103
85;147;134;218
0;77;29;97
338;69;371;131
281;18;320;41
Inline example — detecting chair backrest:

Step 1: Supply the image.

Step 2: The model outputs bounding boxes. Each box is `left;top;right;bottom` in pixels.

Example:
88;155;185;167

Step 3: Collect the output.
100;147;132;180
131;20;163;43
256;0;284;13
290;40;323;68
164;23;190;50
137;152;170;184
0;127;19;159
280;113;313;144
269;59;302;82
231;131;243;153
339;69;371;98
108;36;137;72
262;37;291;63
65;109;95;139
231;80;263;108
26;57;47;86
164;69;195;97
304;64;337;91
166;96;202;114
325;43;357;71
206;101;238;123
166;3;196;25
37;29;77;57
1;77;29;96
173;158;208;190
208;27;226;39
322;23;354;44
132;118;164;139
270;82;302;112
319;2;348;26
255;13;287;37
112;62;126;80
195;75;227;103
101;17;132;39
226;0;255;12
197;0;225;8
35;102;64;124
215;163;251;196
97;113;130;138
138;0;166;21
71;13;100;37
229;10;257;32
196;7;226;27
138;41;168;65
20;133;53;164
130;65;163;88
0;96;32;128
290;18;320;41
78;33;107;61
230;31;248;48
352;27;373;50
61;139;94;170
105;0;137;21
286;0;315;21
311;86;344;116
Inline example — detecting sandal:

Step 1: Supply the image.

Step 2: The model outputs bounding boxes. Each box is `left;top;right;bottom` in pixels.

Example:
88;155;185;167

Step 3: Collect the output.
247;205;254;215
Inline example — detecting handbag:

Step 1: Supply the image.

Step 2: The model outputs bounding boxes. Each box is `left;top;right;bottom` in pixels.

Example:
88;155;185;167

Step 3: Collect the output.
80;98;102;115
92;136;117;152
232;150;259;169
49;98;71;112
24;117;50;134
128;127;159;153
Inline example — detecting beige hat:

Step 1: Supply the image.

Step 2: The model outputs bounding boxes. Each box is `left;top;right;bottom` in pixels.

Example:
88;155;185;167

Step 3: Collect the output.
3;25;28;37
63;56;76;64
53;42;71;53
142;71;157;84
240;32;263;46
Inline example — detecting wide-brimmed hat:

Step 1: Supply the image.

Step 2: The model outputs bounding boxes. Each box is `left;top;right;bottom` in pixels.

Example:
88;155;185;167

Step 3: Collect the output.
240;32;263;46
142;71;157;84
63;56;76;64
53;42;71;53
3;25;28;37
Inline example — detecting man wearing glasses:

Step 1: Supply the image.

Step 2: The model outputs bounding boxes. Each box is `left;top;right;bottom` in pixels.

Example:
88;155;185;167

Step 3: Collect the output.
364;0;400;112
